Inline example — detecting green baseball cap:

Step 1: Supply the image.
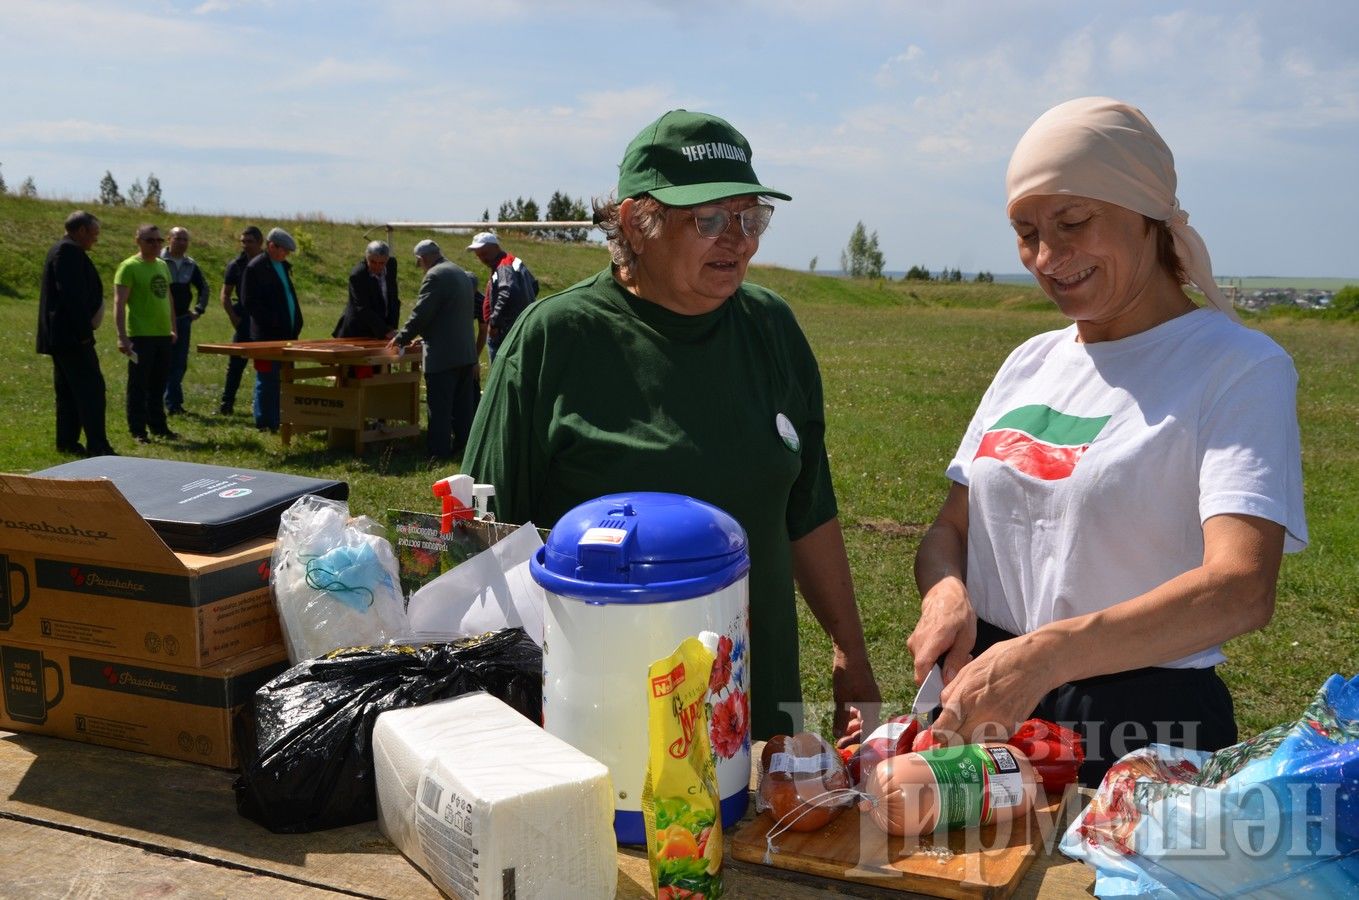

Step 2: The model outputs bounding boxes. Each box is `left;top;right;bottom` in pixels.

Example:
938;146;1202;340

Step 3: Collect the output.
617;109;792;206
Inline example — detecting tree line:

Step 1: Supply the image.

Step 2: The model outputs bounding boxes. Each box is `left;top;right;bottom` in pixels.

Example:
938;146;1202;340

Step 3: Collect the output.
482;191;591;242
5;165;591;246
840;220;994;283
98;171;164;211
0;163;39;198
0;164;166;211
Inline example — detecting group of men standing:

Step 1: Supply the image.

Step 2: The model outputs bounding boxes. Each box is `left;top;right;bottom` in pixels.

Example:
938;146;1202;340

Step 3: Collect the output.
387;230;538;460
37;211;536;461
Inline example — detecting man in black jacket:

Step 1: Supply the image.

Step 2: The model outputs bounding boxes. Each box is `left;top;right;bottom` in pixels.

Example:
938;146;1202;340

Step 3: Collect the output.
334;240;399;339
217;226;264;414
37;210;117;456
241;227;303;431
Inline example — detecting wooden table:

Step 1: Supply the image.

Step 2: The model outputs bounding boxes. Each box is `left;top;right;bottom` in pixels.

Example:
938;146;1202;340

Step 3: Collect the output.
0;730;1095;898
197;339;423;455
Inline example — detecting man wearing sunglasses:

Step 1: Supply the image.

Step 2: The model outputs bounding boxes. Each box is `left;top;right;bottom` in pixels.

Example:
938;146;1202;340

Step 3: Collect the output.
113;224;177;444
464;109;881;745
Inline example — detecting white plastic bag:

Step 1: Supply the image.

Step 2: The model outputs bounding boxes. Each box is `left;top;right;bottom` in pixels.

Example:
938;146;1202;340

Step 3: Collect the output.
272;494;409;662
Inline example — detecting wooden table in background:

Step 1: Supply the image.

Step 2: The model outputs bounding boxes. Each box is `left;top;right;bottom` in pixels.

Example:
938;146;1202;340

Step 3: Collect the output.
197;339;423;455
0;730;1095;898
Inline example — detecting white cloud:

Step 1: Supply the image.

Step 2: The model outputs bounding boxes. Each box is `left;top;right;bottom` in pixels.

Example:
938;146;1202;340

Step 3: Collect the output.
573;87;680;127
192;0;266;13
873;45;925;89
18;1;220;53
285;57;409;90
3;1;1355;275
833;6;1359;177
6;120;128;145
1042;26;1097;95
1;118;344;163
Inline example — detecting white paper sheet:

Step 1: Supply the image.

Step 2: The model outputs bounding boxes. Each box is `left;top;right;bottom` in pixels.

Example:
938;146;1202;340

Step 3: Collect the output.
405;522;546;647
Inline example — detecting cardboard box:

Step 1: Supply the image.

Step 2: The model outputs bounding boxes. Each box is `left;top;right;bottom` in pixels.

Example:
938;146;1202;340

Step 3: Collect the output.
0;473;281;666
0;637;288;768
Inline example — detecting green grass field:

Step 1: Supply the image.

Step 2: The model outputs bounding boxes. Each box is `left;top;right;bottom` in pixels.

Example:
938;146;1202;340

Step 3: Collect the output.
2;194;1354;737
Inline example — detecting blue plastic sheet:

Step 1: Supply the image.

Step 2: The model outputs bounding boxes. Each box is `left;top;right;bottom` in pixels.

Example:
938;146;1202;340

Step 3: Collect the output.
1061;673;1359;898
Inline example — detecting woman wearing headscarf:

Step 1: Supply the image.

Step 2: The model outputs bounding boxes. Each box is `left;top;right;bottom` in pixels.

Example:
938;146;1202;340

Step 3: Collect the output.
463;109;880;742
907;97;1307;785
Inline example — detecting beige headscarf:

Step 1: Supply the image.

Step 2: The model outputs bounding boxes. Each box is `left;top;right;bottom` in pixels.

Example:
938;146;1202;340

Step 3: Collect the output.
1005;96;1239;321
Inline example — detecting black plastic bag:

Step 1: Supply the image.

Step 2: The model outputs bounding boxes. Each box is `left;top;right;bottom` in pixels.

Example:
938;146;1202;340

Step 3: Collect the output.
234;628;542;832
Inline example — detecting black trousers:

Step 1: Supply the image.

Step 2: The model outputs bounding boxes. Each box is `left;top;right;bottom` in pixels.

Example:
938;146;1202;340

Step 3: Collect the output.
127;335;173;437
973;618;1238;787
221;322;250;409
222;354;248;408
424;363;478;459
50;343;110;452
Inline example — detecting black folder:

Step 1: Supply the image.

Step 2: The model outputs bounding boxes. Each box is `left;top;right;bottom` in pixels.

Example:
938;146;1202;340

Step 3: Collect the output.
35;457;349;553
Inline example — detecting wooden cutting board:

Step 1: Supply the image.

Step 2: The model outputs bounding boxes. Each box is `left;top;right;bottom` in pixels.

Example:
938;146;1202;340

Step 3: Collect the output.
730;795;1070;899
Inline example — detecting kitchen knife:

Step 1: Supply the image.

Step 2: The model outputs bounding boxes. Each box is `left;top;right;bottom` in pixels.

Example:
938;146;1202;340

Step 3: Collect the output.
911;664;944;722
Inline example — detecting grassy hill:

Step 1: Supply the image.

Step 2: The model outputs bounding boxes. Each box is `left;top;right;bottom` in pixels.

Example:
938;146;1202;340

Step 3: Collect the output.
1;193;1354;737
0;194;609;314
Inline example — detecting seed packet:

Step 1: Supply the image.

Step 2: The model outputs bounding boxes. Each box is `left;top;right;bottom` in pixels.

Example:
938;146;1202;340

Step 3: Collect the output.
641;636;723;899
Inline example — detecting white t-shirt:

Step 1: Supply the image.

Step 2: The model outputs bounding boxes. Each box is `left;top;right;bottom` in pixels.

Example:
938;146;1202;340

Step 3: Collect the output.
947;309;1307;669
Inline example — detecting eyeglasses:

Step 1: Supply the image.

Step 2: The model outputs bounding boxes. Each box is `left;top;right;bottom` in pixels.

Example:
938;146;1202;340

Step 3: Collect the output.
140;237;165;244
687;203;774;239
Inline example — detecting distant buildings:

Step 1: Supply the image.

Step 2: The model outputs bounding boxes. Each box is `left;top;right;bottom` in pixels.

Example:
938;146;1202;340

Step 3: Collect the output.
1231;286;1335;311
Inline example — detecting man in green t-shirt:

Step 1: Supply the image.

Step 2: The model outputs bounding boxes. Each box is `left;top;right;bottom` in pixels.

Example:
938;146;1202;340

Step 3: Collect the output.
114;224;178;443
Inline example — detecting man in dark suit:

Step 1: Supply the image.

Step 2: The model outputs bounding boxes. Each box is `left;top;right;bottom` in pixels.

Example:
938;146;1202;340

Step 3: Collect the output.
389;240;484;459
37;210;117;456
333;240;399;339
241;227;303;431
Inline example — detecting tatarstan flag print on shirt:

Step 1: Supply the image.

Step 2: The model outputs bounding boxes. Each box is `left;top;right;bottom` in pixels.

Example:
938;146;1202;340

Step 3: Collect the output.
974;404;1111;481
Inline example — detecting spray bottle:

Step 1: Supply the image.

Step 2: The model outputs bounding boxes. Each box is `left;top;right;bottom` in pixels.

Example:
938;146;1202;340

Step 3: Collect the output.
430;474;497;534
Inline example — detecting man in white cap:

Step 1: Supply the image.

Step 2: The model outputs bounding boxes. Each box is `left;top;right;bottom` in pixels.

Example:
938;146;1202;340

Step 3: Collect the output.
466;231;537;362
389;240;483;459
242;227;303;431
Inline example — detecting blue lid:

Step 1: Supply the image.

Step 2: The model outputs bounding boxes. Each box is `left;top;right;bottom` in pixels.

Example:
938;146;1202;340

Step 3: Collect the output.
530;492;749;604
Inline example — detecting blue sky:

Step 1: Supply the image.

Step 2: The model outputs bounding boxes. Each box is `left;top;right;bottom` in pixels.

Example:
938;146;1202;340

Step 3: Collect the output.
3;1;1356;277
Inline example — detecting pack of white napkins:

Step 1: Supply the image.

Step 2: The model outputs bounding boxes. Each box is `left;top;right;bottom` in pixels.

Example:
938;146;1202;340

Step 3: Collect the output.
374;691;616;899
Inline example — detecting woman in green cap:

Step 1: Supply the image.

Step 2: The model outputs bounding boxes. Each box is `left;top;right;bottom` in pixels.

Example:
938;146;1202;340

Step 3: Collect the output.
463;109;880;743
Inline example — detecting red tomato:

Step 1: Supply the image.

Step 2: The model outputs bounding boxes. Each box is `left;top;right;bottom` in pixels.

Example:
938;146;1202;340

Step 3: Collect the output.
911;727;945;752
1006;718;1084;791
851;715;921;784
